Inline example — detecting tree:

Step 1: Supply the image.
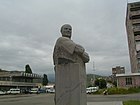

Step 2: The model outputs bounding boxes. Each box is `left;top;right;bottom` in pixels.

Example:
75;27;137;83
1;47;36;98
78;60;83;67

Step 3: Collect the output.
113;81;117;87
42;74;48;86
25;64;32;73
95;78;107;89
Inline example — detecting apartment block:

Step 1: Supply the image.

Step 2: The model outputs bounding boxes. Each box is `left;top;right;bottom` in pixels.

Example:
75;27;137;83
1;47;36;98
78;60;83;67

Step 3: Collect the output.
116;1;140;88
126;1;140;73
112;66;125;75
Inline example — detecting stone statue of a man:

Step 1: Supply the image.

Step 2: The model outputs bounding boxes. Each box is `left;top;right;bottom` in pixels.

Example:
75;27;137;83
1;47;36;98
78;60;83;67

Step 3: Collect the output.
53;24;89;105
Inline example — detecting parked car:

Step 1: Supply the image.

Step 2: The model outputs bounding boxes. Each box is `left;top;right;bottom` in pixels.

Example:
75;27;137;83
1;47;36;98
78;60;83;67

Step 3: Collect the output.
39;88;46;93
7;88;20;94
21;89;31;94
86;87;98;94
0;90;6;95
30;88;40;94
46;88;55;93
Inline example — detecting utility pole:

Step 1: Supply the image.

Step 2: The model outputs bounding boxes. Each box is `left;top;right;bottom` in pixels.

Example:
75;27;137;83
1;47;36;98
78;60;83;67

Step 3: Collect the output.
93;61;95;86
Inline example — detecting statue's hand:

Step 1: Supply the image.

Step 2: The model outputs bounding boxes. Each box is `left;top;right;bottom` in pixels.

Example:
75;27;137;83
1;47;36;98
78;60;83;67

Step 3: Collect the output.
82;52;90;63
74;44;85;55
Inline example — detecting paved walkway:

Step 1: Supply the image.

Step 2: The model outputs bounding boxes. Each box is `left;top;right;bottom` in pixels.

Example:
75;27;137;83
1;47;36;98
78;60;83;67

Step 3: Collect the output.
87;101;123;105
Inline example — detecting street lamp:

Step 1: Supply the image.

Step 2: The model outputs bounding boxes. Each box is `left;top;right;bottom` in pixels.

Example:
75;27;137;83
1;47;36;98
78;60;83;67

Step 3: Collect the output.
93;61;95;86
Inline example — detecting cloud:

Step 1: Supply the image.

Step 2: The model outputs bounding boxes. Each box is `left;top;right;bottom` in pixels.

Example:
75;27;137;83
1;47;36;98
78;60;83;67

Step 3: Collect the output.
0;0;132;76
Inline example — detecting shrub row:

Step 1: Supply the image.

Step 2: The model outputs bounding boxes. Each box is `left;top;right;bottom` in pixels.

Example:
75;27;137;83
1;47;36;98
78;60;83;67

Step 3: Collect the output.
92;87;140;95
107;87;140;95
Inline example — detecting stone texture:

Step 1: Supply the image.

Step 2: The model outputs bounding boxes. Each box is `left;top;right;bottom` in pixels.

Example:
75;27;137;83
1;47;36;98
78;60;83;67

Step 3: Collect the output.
55;63;87;105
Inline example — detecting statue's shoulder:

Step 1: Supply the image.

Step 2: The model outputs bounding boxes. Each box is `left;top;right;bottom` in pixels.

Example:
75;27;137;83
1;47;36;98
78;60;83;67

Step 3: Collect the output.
56;37;70;43
57;37;69;41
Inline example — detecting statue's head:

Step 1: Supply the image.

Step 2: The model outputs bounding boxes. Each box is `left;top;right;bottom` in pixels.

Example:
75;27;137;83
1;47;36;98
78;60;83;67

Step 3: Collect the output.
60;24;72;38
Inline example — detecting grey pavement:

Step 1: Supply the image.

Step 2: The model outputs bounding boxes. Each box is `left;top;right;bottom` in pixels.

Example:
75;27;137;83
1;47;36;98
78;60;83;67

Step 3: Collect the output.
1;93;136;105
87;101;123;105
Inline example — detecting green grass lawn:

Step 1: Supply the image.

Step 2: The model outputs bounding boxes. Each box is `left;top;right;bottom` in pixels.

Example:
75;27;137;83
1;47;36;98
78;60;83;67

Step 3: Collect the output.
123;100;140;105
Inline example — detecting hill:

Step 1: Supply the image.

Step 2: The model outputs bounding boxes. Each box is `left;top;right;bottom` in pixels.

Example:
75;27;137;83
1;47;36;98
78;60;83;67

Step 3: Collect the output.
47;73;107;85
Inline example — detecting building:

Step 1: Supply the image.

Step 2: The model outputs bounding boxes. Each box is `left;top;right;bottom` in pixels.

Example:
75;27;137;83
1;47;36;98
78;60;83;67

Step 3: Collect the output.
110;66;125;83
112;66;125;75
126;1;140;73
116;1;140;88
117;73;140;88
0;69;43;91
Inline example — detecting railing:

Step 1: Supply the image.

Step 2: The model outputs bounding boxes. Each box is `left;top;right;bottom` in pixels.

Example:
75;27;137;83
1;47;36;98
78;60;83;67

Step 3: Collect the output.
135;35;140;41
21;73;42;78
133;27;140;32
0;72;42;78
132;19;140;24
0;81;39;86
130;10;140;16
137;53;140;58
130;2;140;8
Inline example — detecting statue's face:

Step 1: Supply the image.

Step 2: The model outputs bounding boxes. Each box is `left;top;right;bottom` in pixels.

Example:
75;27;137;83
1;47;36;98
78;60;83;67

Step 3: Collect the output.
61;25;72;38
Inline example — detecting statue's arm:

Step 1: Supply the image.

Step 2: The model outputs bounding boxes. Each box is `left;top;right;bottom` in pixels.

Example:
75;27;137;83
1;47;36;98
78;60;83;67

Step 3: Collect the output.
74;44;90;63
74;44;85;55
81;52;90;63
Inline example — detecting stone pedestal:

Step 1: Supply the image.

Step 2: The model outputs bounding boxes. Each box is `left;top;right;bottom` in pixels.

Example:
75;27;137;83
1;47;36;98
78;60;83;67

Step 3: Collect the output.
55;63;87;105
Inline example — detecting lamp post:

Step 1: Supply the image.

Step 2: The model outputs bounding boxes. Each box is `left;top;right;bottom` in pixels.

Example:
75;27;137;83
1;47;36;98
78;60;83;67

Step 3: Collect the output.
93;61;95;86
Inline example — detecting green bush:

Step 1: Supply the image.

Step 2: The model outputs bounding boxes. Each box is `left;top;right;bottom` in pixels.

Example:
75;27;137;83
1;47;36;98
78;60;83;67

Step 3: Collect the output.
127;87;140;93
107;87;128;94
94;89;104;94
107;87;140;95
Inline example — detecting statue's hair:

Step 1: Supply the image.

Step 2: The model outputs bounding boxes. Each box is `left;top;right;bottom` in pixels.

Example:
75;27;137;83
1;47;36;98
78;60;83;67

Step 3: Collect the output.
60;24;72;33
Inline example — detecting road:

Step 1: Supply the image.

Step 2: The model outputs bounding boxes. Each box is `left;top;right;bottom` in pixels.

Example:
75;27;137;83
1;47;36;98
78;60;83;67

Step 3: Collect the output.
0;94;54;105
0;93;140;105
87;93;140;102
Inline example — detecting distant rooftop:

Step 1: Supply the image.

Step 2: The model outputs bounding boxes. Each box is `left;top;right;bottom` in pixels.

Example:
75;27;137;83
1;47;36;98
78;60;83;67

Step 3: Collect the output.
116;73;140;77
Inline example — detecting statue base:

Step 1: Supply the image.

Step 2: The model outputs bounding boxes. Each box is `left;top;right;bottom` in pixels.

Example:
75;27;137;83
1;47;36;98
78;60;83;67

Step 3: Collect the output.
55;63;87;105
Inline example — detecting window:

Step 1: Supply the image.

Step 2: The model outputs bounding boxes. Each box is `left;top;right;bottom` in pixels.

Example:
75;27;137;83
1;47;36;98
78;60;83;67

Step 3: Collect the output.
134;31;140;36
130;7;140;11
138;58;140;63
130;15;140;19
136;41;140;51
126;77;132;85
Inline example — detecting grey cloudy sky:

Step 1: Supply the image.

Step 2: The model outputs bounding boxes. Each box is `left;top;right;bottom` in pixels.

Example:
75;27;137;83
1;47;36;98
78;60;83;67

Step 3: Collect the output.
0;0;139;76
